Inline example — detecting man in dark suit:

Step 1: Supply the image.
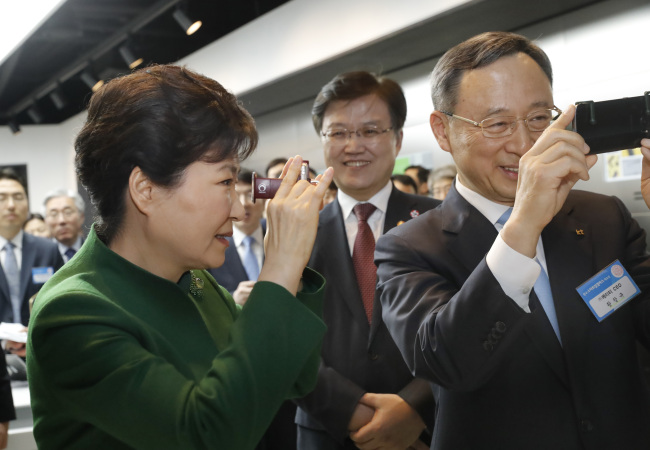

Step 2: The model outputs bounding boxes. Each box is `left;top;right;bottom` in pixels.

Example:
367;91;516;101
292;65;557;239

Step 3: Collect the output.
376;31;650;449
0;168;63;447
295;71;439;449
0;169;63;326
43;189;86;263
209;170;265;305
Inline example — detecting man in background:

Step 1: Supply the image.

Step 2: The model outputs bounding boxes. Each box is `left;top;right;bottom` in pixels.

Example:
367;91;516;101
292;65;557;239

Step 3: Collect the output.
1;170;63;326
405;165;430;196
43;189;86;263
209;170;265;305
295;71;439;449
0;168;64;447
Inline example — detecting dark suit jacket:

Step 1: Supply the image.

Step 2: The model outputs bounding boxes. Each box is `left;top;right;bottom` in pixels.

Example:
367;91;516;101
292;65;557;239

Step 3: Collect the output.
208;221;266;293
0;232;63;326
296;187;439;445
376;186;650;450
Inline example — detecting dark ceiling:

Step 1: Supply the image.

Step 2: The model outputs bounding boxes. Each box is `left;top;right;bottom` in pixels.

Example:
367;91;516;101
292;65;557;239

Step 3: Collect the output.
1;0;614;131
0;0;289;128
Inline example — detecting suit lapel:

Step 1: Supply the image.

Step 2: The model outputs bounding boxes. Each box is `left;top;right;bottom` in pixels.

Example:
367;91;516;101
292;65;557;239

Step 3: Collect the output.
539;202;594;387
322;200;370;331
443;188;571;387
226;237;248;281
20;234;36;301
369;189;429;342
442;188;497;275
517;206;593;390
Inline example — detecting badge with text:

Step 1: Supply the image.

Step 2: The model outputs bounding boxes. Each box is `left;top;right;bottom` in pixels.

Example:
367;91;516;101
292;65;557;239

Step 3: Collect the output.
32;267;54;284
576;260;640;322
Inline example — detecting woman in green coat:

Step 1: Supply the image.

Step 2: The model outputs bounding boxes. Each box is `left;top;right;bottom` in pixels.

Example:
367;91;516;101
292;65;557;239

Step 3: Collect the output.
26;65;333;450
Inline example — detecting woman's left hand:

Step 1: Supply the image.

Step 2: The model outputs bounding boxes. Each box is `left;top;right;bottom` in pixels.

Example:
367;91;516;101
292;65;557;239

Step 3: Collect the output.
259;156;333;295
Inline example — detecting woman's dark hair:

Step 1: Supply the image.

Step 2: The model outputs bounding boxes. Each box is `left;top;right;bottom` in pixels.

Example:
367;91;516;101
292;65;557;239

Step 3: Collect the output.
75;64;258;244
430;31;553;112
24;212;46;225
312;71;406;134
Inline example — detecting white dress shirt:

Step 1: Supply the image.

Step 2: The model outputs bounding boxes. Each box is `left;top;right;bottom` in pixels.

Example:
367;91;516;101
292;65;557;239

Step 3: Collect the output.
232;224;264;271
0;231;23;272
337;181;393;257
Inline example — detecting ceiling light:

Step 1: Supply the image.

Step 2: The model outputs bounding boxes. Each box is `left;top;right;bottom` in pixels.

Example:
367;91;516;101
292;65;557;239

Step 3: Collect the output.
119;43;143;69
49;87;68;110
8;120;21;135
173;8;202;36
80;70;104;92
27;104;44;124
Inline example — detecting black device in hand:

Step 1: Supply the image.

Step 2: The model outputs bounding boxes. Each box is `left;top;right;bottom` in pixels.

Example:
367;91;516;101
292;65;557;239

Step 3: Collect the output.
572;92;650;154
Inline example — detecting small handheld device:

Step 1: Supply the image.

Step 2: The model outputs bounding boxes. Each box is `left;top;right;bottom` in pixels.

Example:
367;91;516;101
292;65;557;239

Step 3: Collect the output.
572;91;650;154
251;160;316;202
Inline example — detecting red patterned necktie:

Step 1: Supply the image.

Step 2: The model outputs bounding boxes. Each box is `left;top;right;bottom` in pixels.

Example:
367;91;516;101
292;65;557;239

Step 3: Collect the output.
352;203;378;323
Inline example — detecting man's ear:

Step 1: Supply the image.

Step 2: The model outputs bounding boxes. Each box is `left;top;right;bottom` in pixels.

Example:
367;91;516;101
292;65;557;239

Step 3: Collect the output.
394;129;404;155
128;167;155;215
430;111;453;154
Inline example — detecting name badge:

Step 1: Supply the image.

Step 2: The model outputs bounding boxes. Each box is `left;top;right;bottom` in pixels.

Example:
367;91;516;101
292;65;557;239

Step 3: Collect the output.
576;260;640;322
32;267;54;284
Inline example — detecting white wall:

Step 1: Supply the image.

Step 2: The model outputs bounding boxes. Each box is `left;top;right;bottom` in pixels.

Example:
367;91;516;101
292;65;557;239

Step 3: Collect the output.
249;0;650;174
0;113;82;211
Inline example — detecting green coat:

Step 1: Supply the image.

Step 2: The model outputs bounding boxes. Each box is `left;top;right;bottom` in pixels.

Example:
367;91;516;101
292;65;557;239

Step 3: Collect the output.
26;227;326;449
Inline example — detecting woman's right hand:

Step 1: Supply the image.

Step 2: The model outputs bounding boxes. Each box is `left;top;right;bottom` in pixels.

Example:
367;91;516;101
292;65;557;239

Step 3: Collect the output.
258;156;333;295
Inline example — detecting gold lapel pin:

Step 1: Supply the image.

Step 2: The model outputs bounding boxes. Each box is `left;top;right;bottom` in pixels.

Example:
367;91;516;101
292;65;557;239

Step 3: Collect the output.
576;229;585;236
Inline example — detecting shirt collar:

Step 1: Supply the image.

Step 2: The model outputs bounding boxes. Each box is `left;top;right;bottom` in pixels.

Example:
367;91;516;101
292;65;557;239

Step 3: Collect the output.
0;230;23;251
454;176;511;226
232;223;264;247
57;235;83;255
337;180;392;221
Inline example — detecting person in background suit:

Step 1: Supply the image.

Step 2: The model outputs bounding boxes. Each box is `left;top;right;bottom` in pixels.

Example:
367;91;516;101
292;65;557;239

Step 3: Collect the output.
0;168;63;448
23;213;51;239
43;189;85;263
209;170;266;306
391;174;419;195
295;71;439;450
0;169;63;328
404;165;430;196
376;31;650;449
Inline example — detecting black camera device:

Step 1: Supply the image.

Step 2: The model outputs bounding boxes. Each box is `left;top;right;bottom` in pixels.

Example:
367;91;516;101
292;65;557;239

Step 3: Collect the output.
573;91;650;154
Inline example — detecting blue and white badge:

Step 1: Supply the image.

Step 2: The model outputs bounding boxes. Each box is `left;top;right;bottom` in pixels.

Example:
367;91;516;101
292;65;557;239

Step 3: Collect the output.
576;260;640;322
32;267;54;284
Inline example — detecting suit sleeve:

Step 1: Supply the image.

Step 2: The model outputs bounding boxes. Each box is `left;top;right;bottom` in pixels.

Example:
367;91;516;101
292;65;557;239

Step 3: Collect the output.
375;230;528;392
0;352;15;422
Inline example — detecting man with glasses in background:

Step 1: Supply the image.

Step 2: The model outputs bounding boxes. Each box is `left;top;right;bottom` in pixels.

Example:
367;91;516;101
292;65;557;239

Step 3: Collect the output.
376;31;650;449
295;71;438;449
44;189;86;263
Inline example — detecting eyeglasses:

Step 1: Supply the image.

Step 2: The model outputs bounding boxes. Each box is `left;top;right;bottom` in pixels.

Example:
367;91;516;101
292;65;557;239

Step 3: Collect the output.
46;208;78;219
321;126;393;144
441;107;562;138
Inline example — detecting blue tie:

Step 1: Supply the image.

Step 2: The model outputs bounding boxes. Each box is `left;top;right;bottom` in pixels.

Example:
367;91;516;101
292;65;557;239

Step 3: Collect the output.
497;208;561;343
242;236;260;281
3;242;22;323
65;247;76;262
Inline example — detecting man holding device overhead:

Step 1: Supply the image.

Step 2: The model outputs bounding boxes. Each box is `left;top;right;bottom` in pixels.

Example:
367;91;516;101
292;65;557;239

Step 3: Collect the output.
376;31;650;449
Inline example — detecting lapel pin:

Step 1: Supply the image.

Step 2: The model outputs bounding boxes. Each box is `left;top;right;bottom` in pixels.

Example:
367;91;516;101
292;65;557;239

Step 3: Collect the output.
410;209;420;218
576;229;585;236
397;220;405;226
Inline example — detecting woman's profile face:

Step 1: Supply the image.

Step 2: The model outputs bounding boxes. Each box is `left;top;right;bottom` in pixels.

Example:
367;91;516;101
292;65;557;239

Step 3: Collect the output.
150;157;245;272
